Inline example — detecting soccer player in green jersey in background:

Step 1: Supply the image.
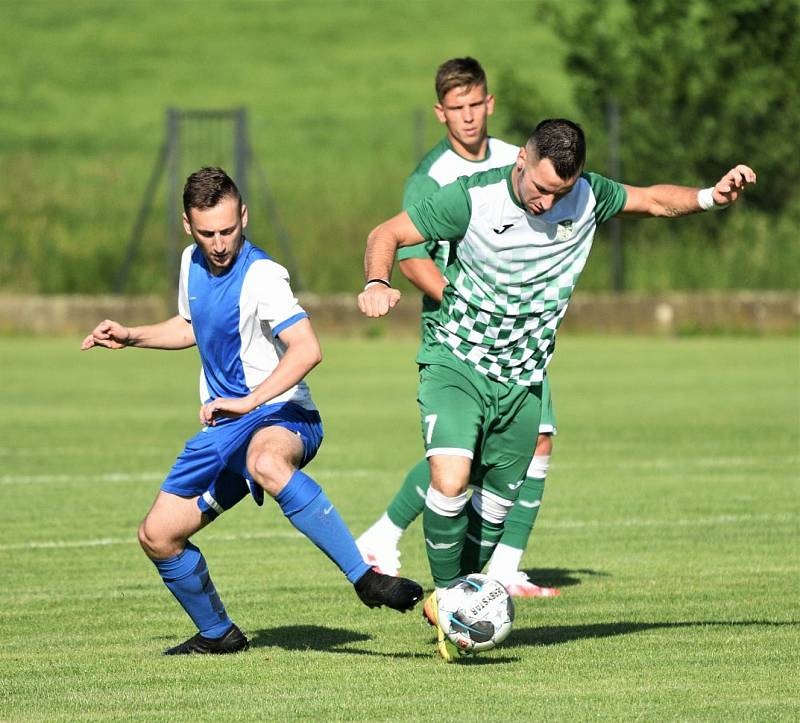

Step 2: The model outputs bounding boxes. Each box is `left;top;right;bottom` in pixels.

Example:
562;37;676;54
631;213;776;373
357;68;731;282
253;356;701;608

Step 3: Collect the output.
358;118;755;660
357;58;560;598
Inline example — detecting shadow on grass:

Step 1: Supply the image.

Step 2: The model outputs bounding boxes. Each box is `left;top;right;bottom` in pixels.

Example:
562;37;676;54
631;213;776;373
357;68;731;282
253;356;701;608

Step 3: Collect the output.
506;619;800;649
248;624;522;664
521;567;610;589
248;625;430;659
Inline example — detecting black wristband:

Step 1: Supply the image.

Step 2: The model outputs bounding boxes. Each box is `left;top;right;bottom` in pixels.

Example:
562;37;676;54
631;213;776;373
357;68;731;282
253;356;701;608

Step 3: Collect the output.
365;278;392;289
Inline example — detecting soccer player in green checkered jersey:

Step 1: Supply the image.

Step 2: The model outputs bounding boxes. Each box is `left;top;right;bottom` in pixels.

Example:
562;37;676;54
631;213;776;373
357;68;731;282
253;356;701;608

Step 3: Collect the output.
356;57;560;597
359;118;755;660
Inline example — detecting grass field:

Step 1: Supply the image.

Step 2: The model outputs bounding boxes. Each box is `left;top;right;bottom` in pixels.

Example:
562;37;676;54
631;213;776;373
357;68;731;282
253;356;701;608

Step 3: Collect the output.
0;0;571;295
3;1;795;295
1;334;798;720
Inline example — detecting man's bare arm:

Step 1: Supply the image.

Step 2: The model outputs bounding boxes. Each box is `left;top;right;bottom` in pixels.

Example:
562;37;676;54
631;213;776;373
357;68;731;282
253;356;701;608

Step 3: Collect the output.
81;315;196;351
359;212;426;318
363;211;426;281
398;257;447;302
620;164;756;218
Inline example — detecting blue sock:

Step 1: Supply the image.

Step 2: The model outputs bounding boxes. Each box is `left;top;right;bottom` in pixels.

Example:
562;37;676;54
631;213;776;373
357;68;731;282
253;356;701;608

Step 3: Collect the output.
152;542;232;639
276;470;371;583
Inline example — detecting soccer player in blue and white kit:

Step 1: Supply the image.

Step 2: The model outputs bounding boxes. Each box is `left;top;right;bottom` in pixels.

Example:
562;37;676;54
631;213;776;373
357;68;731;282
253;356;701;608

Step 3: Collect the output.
82;167;422;655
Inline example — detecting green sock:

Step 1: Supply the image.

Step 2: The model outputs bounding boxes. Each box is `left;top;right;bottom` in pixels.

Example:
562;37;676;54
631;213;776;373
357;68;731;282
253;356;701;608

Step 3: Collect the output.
500;474;545;551
386;458;429;529
460;503;504;575
423;502;468;588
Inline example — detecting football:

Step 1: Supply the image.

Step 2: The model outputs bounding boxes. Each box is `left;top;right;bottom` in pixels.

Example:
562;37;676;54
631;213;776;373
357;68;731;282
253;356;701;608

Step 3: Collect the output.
438;573;515;655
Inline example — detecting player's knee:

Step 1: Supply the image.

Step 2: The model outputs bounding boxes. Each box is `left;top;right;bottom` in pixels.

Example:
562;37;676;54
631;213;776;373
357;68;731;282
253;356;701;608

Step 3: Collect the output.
137;520;157;557
428;456;471;497
248;450;292;496
138;518;178;559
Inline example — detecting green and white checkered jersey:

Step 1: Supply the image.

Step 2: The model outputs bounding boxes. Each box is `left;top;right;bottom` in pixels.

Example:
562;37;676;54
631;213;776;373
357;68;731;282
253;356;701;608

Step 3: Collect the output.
398;136;521;272
407;165;626;385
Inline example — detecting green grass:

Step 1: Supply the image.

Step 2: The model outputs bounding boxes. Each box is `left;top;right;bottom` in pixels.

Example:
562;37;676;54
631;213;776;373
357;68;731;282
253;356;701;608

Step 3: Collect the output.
1;333;798;720
0;0;571;295
5;0;793;295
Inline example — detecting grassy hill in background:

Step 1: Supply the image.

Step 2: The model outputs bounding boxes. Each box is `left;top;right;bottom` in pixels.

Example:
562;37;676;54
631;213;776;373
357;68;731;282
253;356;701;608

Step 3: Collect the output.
2;1;795;296
0;0;572;294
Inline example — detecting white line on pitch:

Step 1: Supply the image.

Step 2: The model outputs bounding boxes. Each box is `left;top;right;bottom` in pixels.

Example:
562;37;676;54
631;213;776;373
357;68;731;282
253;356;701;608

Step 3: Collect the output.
3;456;797;486
1;512;794;552
1;455;796;486
0;529;303;551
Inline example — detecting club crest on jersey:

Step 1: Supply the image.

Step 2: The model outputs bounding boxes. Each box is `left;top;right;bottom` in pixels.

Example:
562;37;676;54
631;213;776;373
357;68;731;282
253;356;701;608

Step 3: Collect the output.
555;220;574;241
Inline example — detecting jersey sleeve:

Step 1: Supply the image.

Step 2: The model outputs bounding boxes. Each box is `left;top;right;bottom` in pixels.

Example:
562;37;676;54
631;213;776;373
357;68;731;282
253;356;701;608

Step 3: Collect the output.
584;172;628;224
177;245;194;320
402;173;440;210
398;173;443;261
250;260;308;338
406;178;472;244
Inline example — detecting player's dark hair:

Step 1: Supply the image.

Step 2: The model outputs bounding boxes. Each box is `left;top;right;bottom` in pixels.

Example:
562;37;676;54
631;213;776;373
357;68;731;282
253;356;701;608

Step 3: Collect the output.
435;57;487;101
526;119;586;179
183;166;242;215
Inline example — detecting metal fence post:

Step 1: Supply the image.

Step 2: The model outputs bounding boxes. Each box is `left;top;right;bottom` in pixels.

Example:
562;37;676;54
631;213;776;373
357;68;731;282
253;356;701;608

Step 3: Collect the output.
234;107;249;203
606;97;624;292
166;107;181;289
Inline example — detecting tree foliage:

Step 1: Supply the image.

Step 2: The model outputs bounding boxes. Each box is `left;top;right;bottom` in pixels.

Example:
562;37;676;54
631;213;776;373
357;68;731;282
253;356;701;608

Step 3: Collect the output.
501;0;799;212
498;0;799;290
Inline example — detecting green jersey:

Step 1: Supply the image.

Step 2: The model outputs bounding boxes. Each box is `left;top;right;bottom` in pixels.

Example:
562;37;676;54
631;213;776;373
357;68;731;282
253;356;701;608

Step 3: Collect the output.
407;164;627;386
398;137;520;320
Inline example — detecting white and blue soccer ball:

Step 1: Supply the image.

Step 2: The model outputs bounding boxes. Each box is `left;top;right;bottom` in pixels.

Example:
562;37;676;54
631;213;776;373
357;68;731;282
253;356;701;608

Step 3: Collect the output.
438;573;515;654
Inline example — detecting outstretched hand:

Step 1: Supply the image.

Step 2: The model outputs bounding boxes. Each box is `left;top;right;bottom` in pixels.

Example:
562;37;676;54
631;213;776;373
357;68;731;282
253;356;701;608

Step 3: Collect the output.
713;165;757;206
80;319;130;350
358;285;401;318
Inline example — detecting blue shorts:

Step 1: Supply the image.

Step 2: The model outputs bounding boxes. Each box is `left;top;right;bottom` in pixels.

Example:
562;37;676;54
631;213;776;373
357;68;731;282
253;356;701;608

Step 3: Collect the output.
160;401;323;520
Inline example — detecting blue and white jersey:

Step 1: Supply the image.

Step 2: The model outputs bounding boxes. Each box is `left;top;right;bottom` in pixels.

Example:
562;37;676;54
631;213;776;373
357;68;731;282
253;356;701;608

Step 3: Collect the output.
177;239;315;411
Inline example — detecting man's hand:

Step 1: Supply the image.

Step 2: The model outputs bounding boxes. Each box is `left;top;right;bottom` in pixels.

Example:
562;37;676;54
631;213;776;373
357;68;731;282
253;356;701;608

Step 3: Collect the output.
80;319;130;350
358;285;401;318
200;396;254;426
712;165;757;206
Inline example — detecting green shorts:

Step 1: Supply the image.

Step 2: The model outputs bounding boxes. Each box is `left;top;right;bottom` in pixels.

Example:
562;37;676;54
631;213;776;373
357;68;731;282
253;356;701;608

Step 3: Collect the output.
420;319;556;437
417;354;543;502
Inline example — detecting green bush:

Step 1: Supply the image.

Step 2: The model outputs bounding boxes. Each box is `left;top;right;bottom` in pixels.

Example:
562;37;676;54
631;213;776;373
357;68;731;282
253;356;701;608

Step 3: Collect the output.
500;0;800;291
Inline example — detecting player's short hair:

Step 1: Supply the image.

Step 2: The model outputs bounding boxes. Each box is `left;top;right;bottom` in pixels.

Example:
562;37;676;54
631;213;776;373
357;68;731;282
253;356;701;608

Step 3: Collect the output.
435;57;487;101
526;119;586;179
183;166;242;216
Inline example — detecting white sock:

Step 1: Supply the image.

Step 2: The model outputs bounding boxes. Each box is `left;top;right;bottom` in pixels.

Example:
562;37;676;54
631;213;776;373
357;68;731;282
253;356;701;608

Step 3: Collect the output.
361;512;404;546
487;543;523;580
527;454;550;478
425;486;468;516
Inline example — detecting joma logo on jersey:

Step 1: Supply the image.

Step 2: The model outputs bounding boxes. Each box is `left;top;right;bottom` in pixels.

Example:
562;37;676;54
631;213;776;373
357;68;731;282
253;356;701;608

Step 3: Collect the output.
556;220;574;241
